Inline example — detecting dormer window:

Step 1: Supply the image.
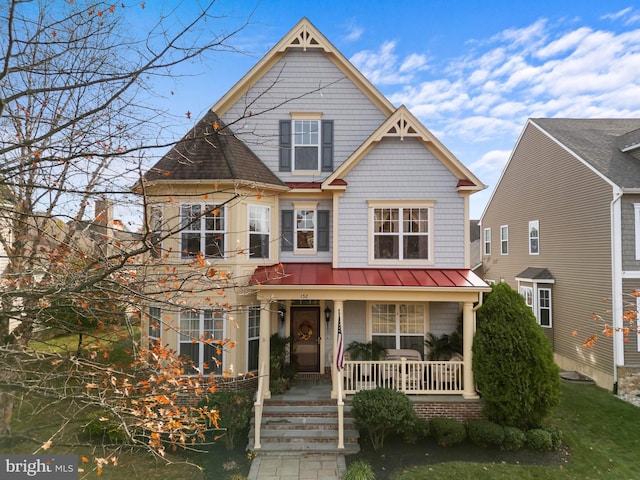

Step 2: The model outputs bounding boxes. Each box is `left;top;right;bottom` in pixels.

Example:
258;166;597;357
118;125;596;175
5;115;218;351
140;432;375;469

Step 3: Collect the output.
293;120;320;171
279;114;333;173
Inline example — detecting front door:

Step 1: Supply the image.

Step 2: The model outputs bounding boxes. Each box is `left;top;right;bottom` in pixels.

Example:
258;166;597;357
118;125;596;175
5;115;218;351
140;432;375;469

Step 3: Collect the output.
292;306;320;372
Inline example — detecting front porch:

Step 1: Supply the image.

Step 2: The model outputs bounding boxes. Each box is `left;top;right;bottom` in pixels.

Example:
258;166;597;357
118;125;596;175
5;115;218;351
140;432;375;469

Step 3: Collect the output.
340;356;464;395
249;263;490;451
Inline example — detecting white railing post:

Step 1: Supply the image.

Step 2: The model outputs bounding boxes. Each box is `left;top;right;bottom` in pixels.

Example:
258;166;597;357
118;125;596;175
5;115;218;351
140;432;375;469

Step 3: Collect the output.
337;368;344;449
253;362;266;450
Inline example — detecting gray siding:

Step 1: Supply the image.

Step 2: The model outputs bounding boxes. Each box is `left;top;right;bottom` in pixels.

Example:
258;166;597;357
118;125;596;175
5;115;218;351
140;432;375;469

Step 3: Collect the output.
337;137;466;268
482;122;614;382
621;194;640;271
221;50;388;179
622;278;640;364
429;302;460;335
279;199;333;263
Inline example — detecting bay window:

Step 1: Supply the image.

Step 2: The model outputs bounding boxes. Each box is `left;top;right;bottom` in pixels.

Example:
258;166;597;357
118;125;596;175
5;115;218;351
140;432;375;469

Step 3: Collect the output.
179;309;225;375
181;204;225;259
248;205;270;259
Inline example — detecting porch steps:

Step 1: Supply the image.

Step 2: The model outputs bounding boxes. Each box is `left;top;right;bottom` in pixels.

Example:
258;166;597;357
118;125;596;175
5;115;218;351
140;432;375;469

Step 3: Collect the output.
247;382;360;455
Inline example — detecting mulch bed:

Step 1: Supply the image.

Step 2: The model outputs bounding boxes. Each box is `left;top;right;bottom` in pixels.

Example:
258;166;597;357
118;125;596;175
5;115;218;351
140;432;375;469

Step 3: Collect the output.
346;434;570;479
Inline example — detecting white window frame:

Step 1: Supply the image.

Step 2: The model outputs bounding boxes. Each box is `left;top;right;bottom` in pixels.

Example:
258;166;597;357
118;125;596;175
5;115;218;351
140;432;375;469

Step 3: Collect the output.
248;204;270;260
370;302;426;352
148;306;161;347
180;203;225;259
519;286;533;307
538;288;552;328
368;200;434;265
178;309;225;375
529;220;540;255
292;115;321;172
293;201;319;253
247;306;260;372
635;204;640;260
483;228;491;255
149;205;163;259
500;225;509;255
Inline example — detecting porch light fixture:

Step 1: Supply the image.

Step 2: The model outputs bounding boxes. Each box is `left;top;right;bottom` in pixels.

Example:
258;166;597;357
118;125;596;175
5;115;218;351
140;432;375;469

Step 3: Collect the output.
324;306;332;325
278;304;286;323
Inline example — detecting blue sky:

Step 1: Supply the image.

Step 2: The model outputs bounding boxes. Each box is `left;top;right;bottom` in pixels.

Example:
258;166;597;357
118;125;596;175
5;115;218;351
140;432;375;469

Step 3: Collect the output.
150;0;640;219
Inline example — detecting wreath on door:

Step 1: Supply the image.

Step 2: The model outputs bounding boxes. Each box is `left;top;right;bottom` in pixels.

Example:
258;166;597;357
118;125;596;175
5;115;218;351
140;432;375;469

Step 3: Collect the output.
297;321;313;341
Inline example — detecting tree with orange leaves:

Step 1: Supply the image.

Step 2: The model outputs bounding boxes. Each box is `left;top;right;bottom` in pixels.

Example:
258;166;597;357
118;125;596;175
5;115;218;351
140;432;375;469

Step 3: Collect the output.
0;0;256;473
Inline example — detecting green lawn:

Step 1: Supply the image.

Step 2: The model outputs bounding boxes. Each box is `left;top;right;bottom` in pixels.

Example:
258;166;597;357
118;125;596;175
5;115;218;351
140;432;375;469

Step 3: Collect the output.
6;332;640;479
394;381;640;480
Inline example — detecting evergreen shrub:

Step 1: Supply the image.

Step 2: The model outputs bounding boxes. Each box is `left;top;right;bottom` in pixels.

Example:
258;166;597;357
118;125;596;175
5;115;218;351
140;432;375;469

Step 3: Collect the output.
351;388;415;450
466;419;505;448
473;282;561;429
430;417;466;447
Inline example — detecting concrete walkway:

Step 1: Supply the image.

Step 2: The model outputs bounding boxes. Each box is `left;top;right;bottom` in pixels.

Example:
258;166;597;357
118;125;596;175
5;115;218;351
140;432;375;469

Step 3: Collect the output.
247;453;346;480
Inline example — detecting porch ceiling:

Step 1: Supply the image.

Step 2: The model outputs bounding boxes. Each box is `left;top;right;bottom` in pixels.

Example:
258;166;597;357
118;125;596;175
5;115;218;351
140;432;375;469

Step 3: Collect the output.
250;263;490;296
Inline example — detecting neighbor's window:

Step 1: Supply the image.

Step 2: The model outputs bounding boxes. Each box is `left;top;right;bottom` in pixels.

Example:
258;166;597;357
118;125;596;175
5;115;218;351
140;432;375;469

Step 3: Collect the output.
538;288;552;327
248;205;270;259
180;204;225;259
529;220;540;255
519;286;533;307
179;309;225;375
371;303;425;351
483;228;491;255
372;204;431;261
500;225;509;255
635;204;640;260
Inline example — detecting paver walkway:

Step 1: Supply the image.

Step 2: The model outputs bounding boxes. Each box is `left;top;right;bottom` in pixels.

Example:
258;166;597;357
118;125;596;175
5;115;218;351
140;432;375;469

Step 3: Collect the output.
247;377;348;479
247;453;346;480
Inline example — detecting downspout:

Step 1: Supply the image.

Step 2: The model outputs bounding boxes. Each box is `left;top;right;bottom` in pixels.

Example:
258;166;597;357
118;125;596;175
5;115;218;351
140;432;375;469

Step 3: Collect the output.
611;187;624;393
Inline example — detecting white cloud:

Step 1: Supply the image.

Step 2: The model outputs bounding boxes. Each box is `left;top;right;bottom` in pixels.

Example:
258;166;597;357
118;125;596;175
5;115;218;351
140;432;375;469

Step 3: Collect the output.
344;25;363;42
601;7;632;21
350;41;430;85
535;27;592;59
399;53;429;73
469;149;512;174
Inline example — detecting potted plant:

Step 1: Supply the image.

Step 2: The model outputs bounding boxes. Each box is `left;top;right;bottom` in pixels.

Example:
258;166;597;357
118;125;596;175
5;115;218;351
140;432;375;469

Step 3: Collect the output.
346;340;388;361
346;341;388;381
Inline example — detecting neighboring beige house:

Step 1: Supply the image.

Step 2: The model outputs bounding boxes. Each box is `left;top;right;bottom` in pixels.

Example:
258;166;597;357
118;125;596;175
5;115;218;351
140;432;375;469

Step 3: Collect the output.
140;18;490;440
480;118;640;393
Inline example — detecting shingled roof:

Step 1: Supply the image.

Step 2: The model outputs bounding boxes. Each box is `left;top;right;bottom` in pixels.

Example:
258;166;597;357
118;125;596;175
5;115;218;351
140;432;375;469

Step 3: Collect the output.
531;118;640;189
144;110;286;187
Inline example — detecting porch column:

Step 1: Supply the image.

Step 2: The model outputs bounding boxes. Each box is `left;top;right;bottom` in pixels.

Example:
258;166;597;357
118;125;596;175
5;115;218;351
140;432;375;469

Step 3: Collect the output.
462;301;478;399
331;300;344;399
259;300;272;399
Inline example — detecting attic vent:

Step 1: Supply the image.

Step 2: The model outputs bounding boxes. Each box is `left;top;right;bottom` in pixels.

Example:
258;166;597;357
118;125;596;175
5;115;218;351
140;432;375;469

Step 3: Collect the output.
287;26;322;51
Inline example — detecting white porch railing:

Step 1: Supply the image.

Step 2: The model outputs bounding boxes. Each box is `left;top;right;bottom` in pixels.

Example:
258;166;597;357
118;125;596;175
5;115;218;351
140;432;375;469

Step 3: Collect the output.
342;359;464;395
337;368;344;449
253;362;266;449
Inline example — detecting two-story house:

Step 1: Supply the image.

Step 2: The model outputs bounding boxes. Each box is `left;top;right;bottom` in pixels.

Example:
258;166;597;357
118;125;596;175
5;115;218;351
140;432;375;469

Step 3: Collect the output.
480;118;640;395
141;18;489;411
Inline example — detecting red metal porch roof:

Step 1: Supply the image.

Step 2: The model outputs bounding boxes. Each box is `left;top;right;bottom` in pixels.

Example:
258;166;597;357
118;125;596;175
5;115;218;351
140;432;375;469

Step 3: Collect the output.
250;263;489;290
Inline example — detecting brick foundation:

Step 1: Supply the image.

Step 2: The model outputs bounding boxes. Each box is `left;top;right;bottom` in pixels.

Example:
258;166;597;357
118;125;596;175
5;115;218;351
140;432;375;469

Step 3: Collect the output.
412;397;483;421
